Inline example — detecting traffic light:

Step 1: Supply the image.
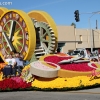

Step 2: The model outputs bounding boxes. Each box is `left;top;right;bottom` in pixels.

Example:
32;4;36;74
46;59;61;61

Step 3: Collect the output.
74;10;80;22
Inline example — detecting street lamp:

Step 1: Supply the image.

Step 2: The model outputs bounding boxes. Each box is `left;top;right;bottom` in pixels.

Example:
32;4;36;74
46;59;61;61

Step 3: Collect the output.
88;12;100;53
88;14;95;53
74;10;100;53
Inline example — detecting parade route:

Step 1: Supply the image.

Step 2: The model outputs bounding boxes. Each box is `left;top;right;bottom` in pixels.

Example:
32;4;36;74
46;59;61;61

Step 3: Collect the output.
0;88;100;100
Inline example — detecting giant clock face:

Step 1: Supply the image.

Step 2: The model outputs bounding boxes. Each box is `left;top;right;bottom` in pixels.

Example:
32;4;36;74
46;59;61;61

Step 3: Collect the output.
0;10;36;60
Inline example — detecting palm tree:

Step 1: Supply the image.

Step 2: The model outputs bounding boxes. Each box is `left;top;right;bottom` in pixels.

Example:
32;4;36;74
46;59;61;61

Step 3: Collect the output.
71;23;76;28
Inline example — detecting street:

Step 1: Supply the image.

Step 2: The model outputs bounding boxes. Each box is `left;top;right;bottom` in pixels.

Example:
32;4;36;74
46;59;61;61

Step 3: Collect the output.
0;90;100;100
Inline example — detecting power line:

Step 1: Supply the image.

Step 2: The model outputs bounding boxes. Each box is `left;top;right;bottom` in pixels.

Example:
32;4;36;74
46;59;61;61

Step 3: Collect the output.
24;0;67;10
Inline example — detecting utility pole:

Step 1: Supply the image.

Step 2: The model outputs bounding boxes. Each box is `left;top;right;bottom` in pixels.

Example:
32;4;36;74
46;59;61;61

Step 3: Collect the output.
88;13;100;53
96;20;98;29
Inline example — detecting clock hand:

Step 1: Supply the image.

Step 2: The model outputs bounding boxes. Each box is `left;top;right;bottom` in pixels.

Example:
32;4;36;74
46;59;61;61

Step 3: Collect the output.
2;31;15;52
9;20;16;41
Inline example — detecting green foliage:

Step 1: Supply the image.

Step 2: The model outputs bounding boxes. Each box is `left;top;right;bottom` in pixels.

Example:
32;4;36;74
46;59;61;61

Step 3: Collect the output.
71;23;76;28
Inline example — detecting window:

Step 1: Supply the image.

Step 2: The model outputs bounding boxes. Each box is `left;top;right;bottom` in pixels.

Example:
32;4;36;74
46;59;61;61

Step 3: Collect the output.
80;35;82;41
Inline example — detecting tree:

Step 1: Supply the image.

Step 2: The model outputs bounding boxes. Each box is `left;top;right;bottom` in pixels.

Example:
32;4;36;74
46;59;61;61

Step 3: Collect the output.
71;23;76;28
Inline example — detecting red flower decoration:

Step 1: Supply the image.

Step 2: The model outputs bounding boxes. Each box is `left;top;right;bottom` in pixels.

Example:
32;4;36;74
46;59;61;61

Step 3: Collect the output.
44;56;97;72
0;77;31;90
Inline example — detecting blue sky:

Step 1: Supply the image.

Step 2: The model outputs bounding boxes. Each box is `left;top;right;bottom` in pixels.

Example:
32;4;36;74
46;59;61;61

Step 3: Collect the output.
0;0;100;29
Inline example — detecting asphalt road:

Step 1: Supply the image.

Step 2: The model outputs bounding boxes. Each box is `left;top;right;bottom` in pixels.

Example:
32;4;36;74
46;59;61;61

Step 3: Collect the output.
0;90;100;100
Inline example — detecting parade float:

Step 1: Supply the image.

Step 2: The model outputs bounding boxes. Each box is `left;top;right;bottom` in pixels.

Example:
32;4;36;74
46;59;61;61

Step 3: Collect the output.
0;7;100;91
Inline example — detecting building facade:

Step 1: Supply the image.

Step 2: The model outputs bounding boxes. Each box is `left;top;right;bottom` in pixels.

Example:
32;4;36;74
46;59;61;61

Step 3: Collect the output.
57;25;100;53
